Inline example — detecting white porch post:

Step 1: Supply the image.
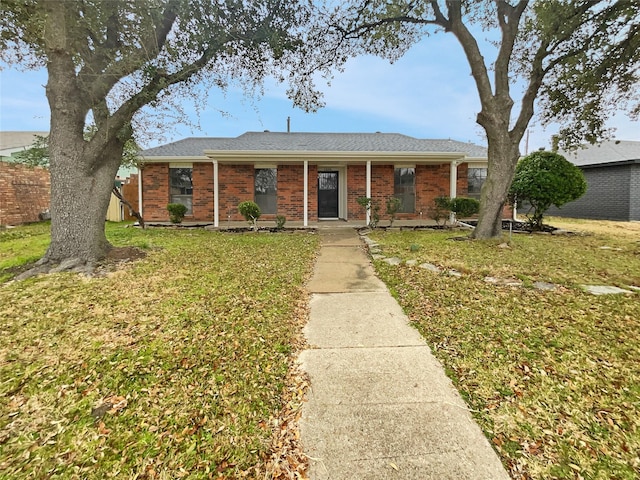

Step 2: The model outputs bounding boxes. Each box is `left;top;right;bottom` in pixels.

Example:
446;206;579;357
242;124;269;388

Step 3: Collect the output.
366;160;372;226
213;160;219;227
449;160;458;224
137;167;143;218
303;160;308;227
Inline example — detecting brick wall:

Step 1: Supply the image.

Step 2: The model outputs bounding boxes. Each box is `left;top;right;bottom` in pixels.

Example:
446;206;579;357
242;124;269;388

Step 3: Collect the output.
140;163;170;221
218;164;254;221
0;161;51;226
142;161;482;222
546;164;633;221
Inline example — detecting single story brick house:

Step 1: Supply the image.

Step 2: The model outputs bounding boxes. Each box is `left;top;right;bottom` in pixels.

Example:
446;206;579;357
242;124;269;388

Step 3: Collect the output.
139;131;489;226
547;140;640;221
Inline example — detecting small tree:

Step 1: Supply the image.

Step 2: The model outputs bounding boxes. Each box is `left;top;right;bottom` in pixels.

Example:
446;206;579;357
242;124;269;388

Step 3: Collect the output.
385;197;402;227
238;201;261;231
429;196;452;226
509;151;586;230
356;196;380;228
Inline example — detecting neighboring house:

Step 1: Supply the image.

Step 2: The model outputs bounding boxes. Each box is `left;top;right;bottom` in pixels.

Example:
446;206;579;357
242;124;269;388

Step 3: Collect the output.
547;140;640;221
0;131;51;226
139;131;491;225
1;131;139;224
0;131;49;162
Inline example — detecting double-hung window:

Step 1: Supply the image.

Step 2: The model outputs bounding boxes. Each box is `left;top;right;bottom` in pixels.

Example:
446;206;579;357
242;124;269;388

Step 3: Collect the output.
467;167;487;199
394;167;415;213
169;167;193;215
254;168;277;214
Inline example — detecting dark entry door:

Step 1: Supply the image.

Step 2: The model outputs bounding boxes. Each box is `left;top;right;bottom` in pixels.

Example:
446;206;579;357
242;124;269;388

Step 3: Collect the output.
318;171;339;218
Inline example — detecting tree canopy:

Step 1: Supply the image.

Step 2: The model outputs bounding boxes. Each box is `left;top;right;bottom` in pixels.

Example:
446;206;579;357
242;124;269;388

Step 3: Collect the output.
306;0;638;238
0;0;321;271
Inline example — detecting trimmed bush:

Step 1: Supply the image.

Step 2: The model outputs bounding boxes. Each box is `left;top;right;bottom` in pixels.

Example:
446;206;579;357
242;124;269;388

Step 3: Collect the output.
450;197;480;218
167;203;188;224
238;201;261;230
509;151;586;230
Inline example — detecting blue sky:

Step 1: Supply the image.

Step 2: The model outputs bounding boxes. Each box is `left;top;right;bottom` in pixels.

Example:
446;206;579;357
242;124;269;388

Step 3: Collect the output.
1;33;638;151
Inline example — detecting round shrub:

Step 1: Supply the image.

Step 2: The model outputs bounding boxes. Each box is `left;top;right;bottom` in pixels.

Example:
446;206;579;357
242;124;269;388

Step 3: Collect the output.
238;201;261;224
166;203;188;223
509;150;586;229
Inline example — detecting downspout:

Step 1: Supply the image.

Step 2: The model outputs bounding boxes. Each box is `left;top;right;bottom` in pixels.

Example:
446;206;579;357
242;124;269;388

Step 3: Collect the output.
449;160;458;224
303;160;308;227
213;159;219;227
366;160;372;226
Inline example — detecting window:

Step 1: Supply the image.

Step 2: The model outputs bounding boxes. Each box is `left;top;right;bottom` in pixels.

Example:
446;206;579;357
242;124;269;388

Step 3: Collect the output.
169;167;193;215
467;168;487;198
255;168;277;214
394;167;415;213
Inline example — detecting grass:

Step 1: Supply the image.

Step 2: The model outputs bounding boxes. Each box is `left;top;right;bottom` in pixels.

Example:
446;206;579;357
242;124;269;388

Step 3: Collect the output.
368;221;640;479
0;223;319;478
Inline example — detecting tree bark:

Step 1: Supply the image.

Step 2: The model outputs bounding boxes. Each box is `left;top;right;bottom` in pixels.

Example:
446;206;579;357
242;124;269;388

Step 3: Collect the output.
44;134;123;267
471;132;520;239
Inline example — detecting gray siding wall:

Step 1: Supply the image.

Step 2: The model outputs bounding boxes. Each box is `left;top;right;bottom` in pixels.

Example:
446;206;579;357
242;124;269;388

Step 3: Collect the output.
547;165;632;221
630;164;640;221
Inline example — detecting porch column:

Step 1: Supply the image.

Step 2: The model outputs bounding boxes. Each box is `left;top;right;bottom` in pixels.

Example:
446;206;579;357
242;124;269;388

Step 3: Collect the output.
449;160;458;224
137;166;143;218
213;160;219;227
366;160;372;226
303;160;308;227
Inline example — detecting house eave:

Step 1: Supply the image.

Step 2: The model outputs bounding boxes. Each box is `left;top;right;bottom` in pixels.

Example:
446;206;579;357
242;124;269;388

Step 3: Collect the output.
139;151;489;165
579;158;640;169
202;150;474;163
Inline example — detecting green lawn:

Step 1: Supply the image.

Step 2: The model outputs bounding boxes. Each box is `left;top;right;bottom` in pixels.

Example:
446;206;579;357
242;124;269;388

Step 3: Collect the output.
0;223;318;478
368;223;640;479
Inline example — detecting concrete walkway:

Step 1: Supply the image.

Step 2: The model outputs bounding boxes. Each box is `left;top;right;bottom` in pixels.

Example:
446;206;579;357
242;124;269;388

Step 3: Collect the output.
299;227;510;479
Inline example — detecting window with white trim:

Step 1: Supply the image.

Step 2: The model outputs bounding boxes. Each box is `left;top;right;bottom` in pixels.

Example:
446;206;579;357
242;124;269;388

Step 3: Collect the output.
255;168;277;214
394;167;415;213
467;168;487;199
169;167;193;215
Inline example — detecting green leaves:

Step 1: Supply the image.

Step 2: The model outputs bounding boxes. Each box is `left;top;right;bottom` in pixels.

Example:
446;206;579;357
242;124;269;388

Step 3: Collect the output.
509;151;586;230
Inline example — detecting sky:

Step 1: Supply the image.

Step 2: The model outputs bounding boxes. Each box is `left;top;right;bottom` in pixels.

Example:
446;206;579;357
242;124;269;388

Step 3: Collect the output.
1;33;638;152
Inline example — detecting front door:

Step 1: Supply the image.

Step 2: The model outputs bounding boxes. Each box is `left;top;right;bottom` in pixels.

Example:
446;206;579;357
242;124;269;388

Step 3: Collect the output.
318;171;339;218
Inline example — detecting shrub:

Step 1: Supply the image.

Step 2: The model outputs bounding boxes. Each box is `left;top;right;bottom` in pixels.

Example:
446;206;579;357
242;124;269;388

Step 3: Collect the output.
385;197;402;227
166;203;188;224
238;201;261;231
509;151;586;230
450;197;480;218
429;196;452;226
356;196;380;228
275;215;286;230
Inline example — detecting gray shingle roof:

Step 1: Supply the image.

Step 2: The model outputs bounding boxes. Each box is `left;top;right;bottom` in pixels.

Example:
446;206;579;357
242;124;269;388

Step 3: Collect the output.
141;132;488;158
559;140;640;166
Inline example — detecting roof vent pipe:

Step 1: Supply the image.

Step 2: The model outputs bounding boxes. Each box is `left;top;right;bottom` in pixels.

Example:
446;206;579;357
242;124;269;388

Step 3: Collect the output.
287;116;291;133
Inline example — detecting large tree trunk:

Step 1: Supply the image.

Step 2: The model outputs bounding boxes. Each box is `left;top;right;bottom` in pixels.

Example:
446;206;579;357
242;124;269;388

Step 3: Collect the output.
471;132;521;239
43;137;123;268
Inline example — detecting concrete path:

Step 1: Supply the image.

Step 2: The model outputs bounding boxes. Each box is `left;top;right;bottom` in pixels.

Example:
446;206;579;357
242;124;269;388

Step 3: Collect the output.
299;227;510;480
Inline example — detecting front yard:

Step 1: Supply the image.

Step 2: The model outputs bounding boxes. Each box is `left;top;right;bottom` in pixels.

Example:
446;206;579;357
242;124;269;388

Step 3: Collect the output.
368;218;640;479
2;218;639;479
0;224;318;478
